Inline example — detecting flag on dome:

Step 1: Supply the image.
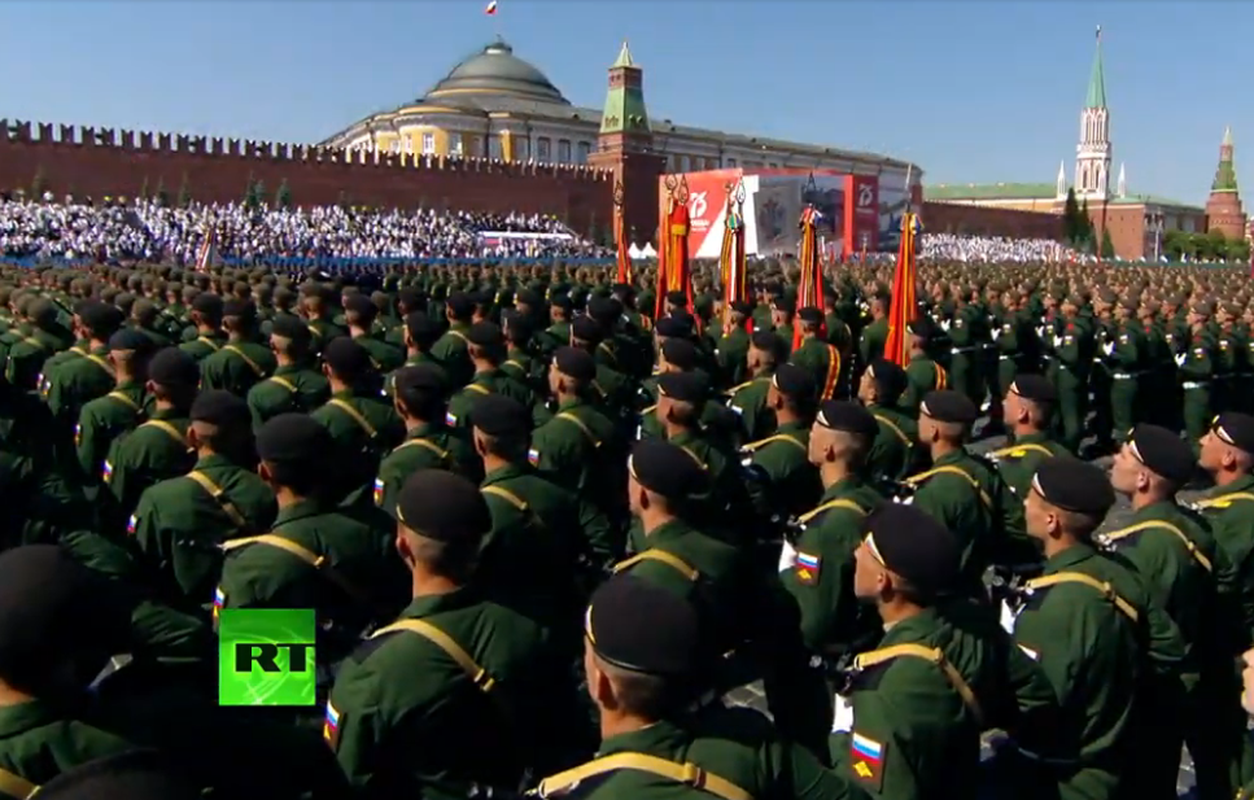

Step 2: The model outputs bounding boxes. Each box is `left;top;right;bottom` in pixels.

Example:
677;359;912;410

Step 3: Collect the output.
485;1;498;14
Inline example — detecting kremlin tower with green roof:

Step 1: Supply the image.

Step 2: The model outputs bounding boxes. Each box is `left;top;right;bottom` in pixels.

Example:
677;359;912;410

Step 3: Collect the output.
1205;126;1246;240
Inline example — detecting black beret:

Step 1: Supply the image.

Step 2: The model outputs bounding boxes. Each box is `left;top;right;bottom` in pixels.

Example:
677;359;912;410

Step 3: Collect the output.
816;400;879;437
269;313;311;343
772;297;796;314
28;298;57;327
256;413;332;465
148;347;199;387
397;287;426;309
396;469;491;544
571;315;604;343
629;439;708;499
750;330;782;354
191;293;224;316
405;311;442;347
612;282;636;296
344;293;377;318
772;363;816;401
190;389;251;428
80;301;125;335
393;364;447;395
549;294;574;312
34;750;202;800
654;315;691;339
554;346;597;382
466;321;504;348
1129;424;1195;483
657;370;708;404
586;573;701;676
108;329;154;354
221;299;255;321
469;393;531;438
1212;412;1254;454
866;359;907;402
921;390;978;425
1031;456;1115;514
1010;374;1057;404
323;337;372;378
862;504;960;595
517;288;544;307
660;338;699;371
446;291;475;318
906;316;934;338
665;290;689;308
587;296;623;323
730;300;755;317
468;290;494;307
797;306;824;325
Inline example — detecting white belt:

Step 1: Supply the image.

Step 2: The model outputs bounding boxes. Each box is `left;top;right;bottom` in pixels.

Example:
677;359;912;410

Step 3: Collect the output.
998;355;1011;361
951;346;977;354
1112;372;1142;380
1183;381;1209;389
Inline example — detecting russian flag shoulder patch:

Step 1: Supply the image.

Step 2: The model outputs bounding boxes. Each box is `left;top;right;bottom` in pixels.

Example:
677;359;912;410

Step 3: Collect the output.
324;701;343;749
850;731;886;790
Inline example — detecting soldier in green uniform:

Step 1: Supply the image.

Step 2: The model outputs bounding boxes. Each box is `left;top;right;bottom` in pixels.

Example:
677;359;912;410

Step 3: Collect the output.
311;337;405;508
944;293;984;408
832;503;992;800
325;468;583;796
529;347;617;498
1045;296;1093;455
1106;424;1231;800
102;348;199;535
429;292;474;389
75;330;154;490
130;390;277;612
445;322;536;431
344;294;404;375
986;375;1068;500
299;283;348;355
175;294;226;364
500;310;541;393
1105;299;1147;442
780;400;883;657
991;291;1036;416
856;360;918;483
216;413;406;658
1197;412;1254;646
246;314;330;429
898;319;947;418
373;364;477;518
46;301;125;430
714;301;753;388
131;298;173;349
739;364;822;527
198;299;275;397
1088;293;1118;454
1180;301;1218;450
725;331;783;444
5;299;71;391
533;572;858;800
569;316;634;423
538;294;573;359
999;457;1141;800
790;307;843;401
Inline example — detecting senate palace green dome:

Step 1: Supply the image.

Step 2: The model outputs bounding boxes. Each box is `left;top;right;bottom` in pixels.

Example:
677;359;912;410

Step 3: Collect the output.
425;38;570;106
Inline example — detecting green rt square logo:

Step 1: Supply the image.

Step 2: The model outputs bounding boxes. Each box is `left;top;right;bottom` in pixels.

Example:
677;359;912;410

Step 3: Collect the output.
218;608;317;706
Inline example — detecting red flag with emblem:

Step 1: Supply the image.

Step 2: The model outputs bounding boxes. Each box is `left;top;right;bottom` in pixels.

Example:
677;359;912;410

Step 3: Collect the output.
884;212;921;366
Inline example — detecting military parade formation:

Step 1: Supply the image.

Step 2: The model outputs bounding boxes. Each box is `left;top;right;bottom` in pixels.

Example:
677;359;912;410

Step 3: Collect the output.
4;251;1254;800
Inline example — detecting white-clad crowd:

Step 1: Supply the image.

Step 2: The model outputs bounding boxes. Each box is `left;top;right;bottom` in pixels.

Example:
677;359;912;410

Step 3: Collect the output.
0;198;609;263
920;232;1085;263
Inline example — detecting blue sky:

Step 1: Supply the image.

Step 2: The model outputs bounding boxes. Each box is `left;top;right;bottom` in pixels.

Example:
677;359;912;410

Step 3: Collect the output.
0;1;1243;205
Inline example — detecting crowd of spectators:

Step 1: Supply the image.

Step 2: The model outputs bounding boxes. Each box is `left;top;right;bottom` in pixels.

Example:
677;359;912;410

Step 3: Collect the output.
920;232;1085;263
0;196;609;264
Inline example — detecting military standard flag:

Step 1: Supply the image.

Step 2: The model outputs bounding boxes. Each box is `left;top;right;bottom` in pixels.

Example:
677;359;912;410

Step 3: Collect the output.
883;213;922;366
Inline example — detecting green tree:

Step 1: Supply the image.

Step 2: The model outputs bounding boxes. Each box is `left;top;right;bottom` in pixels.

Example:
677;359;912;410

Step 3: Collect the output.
1100;228;1116;259
1207;228;1228;260
1062;188;1082;245
30;166;47;198
1228;237;1251;264
177;173;192;208
1076;198;1094;248
1189;232;1212;260
243;173;258;208
275;179;293;209
252;179;266;208
139;176;150;200
1163;229;1186;261
154;177;169;207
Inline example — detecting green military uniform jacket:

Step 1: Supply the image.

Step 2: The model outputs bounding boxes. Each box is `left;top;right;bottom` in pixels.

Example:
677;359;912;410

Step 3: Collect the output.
781;477;884;656
858;318;889;368
791;337;843;400
353;333;405;374
529;398;616;495
1193;479;1254;653
536;706;860;800
740;421;822;524
326;585;572;798
0;699;137;797
246;363;330;429
901;450;995;589
724;373;774;447
177;330;227;363
45;344;115;427
715;326;751;389
1006;544;1141;800
445;369;535;431
374;424;477;518
199;338;276;397
986;433;1066;500
307;318;348;354
311;390;406;507
104;409;195;534
429;324;473;388
899;356;946;417
501;346;541;392
866;405;917;484
75;382;146;486
131;453;277;610
4;328;65;391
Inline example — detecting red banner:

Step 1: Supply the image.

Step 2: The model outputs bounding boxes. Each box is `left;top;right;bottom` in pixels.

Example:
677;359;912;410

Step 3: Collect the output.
843;174;879;259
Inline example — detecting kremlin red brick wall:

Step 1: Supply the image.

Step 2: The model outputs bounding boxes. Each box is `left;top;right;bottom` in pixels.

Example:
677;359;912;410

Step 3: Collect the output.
0;121;614;234
920;201;1064;241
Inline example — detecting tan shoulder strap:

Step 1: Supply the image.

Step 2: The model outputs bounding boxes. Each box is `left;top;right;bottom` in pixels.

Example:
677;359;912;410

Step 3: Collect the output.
196;335;221;353
481;484;529;511
140;419;187;448
328;398;378;439
1026;571;1139;623
873;413;911;447
465;383;492;395
371;618;496;692
0;767;37;800
725;377;763;397
741;433;805;454
536;752;752;800
1195;491;1254;510
1104;520;1213;573
640;403;657;416
106;390;140;412
222;533;381;615
223;344;264;377
854;643;985;726
185;470;249;530
611;549;699;581
988;443;1057;459
269;375;297;392
84;353;115;377
447;330;469;344
798;497;868;525
395;437;451;461
904;464;992;509
20;336;46;351
556;411;600;448
504;358;525;372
